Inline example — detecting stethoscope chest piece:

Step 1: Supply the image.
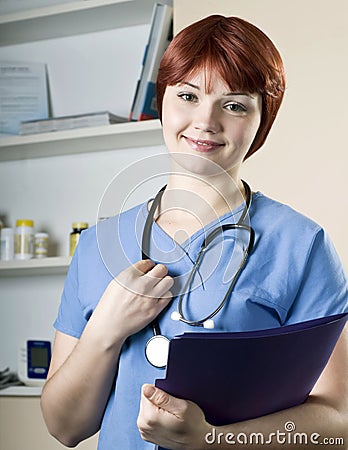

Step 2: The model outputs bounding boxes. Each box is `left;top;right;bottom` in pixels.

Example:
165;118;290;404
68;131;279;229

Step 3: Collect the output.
145;335;170;369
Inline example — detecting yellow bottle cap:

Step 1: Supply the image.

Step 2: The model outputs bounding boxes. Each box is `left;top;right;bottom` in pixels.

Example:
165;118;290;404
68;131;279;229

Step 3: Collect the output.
16;219;34;227
72;222;88;229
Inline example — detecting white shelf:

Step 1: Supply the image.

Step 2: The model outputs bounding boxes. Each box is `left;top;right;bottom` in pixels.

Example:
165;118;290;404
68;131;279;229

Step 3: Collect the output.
0;256;71;276
0;386;42;396
0;119;164;161
0;0;171;45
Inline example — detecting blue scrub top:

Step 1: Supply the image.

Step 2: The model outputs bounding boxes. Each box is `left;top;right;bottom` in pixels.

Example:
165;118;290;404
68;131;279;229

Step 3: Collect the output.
54;191;348;450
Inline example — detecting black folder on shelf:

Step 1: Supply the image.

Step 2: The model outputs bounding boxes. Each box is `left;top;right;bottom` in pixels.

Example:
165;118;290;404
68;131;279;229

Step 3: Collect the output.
155;313;347;429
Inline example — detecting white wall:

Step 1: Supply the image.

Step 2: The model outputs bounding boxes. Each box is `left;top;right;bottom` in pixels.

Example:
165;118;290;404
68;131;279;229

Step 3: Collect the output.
0;24;150;118
174;0;348;269
0;24;170;370
0;144;169;369
1;0;347;371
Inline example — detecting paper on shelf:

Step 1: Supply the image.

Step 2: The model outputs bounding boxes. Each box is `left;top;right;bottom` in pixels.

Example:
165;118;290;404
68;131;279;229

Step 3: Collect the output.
0;61;49;135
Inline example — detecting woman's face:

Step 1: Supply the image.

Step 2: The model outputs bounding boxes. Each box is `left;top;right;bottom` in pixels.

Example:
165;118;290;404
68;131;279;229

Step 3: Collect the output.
161;71;262;177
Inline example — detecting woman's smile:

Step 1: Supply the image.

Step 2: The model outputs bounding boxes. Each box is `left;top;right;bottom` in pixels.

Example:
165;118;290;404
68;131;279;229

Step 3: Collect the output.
182;135;225;153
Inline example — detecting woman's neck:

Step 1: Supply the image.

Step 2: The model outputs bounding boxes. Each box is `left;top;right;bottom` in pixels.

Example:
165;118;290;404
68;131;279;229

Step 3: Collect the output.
154;170;246;243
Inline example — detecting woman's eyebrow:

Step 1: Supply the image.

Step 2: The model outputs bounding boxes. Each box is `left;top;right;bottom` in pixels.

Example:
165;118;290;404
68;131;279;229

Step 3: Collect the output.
225;92;256;99
178;82;199;90
178;82;255;99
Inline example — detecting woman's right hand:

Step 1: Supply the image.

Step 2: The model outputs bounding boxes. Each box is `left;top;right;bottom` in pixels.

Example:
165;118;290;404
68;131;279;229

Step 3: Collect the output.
90;259;174;344
41;258;172;447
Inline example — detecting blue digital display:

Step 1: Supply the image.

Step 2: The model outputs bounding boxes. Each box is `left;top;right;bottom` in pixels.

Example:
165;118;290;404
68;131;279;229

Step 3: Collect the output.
27;340;51;379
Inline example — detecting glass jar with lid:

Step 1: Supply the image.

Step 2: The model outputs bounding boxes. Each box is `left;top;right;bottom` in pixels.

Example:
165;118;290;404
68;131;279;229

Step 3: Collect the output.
14;219;34;259
69;222;88;256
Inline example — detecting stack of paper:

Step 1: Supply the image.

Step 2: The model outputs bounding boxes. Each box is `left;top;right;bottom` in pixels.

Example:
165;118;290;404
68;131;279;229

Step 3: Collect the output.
19;111;128;135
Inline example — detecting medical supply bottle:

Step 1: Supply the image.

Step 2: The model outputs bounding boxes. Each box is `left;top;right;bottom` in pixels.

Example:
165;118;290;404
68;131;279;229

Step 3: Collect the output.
69;222;88;256
14;219;34;260
34;232;49;258
0;227;14;260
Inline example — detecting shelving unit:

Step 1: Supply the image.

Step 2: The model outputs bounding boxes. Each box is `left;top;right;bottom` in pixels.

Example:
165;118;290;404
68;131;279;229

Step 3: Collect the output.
0;119;163;161
0;0;168;415
0;386;42;397
0;0;168;161
0;0;169;259
0;0;171;45
0;257;71;276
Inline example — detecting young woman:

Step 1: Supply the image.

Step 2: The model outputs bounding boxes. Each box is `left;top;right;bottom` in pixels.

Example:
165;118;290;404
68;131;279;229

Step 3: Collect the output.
41;15;348;450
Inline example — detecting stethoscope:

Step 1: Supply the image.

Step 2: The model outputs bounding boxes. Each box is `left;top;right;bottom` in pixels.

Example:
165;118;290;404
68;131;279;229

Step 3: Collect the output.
143;180;255;368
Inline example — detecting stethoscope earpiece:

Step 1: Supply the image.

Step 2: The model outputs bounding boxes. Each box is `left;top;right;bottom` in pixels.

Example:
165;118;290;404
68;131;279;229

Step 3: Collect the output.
170;311;182;321
203;319;215;329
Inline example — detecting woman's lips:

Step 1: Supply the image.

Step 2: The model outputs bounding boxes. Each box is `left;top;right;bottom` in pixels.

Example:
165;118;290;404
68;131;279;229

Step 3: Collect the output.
183;136;224;153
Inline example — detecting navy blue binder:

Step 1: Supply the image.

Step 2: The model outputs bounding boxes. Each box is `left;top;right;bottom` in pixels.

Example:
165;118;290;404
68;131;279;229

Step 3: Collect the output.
155;313;347;430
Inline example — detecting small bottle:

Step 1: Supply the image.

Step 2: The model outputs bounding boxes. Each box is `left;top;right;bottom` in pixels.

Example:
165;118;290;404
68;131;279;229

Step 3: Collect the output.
69;222;88;256
0;227;14;260
34;232;49;258
14;219;34;260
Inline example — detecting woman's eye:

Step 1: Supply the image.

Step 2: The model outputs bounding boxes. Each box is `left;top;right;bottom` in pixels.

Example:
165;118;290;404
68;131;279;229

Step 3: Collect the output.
225;102;247;113
177;92;197;102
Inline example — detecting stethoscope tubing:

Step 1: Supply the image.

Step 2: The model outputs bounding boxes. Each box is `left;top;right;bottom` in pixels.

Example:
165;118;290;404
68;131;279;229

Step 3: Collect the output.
142;180;254;331
176;223;254;327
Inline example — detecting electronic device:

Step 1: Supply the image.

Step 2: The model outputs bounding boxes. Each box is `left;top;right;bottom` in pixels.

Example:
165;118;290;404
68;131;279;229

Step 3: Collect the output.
18;340;51;386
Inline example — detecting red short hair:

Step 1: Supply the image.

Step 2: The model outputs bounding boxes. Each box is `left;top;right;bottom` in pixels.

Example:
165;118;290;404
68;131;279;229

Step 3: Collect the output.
156;15;286;160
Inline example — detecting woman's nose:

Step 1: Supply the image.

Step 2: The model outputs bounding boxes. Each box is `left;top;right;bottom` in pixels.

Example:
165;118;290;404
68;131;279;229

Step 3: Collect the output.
193;102;221;134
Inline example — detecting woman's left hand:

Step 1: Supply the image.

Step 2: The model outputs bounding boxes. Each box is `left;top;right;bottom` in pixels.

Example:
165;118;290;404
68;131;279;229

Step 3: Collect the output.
137;384;210;449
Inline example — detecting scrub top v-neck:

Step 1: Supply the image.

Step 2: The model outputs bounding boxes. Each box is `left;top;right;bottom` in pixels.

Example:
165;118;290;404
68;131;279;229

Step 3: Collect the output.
54;191;348;450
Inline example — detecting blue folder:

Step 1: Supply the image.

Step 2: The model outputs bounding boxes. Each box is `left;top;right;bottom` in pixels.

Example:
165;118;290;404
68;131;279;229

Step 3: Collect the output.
155;312;347;431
